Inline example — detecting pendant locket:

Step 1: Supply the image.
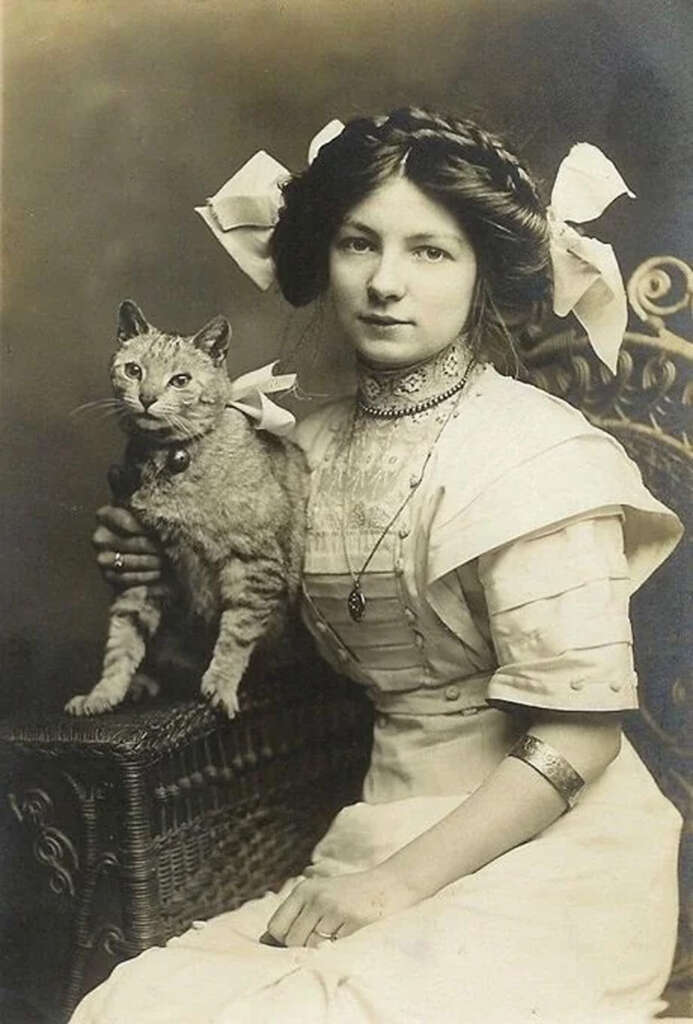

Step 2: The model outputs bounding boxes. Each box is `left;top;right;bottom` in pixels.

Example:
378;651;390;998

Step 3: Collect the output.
347;583;367;622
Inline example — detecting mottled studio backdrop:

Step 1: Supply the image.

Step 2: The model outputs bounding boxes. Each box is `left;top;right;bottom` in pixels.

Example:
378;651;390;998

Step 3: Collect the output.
2;0;692;714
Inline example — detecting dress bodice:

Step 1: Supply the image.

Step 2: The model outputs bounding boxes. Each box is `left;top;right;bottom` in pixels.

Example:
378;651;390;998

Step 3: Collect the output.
295;361;682;803
301;383;496;715
301;381;514;803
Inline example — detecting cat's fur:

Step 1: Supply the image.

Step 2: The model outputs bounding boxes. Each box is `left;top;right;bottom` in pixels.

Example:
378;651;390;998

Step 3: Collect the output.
66;300;308;717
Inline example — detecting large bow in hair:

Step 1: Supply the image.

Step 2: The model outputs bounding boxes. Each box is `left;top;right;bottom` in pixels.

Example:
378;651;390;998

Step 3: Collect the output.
227;361;297;436
549;143;635;373
195;120;345;291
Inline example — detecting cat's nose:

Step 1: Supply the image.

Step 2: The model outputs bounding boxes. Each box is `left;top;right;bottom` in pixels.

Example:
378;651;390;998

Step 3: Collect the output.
140;392;157;410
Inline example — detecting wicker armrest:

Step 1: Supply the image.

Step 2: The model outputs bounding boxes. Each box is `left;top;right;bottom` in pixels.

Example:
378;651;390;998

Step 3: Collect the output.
0;651;372;1021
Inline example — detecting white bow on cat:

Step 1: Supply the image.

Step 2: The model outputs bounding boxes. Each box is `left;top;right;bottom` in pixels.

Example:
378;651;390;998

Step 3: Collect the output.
228;361;297;436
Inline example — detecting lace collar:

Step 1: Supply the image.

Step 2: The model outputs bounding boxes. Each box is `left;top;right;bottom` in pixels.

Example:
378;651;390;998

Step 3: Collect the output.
356;337;472;418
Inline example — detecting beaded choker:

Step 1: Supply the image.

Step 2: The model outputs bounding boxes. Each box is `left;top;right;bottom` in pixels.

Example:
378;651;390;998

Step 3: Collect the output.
356;337;472;418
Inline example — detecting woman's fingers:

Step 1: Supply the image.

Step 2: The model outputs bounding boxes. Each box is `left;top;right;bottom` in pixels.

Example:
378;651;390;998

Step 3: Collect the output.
265;889;306;946
92;525;160;556
284;906;324;949
95;505;149;535
102;570;162;588
305;917;344;949
96;552;161;572
266;882;349;948
93;506;160;553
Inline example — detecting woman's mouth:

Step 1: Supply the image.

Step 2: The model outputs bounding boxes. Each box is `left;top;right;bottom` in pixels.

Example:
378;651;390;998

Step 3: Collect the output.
358;314;412;327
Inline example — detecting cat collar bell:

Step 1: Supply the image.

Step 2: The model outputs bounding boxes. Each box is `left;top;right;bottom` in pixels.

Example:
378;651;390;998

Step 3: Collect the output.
167;447;191;474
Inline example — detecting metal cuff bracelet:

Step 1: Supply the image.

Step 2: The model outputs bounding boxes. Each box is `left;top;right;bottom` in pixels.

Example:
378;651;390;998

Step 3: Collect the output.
508;734;585;809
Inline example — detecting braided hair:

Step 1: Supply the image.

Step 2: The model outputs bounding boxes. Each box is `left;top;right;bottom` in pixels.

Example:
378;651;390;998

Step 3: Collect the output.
271;107;553;369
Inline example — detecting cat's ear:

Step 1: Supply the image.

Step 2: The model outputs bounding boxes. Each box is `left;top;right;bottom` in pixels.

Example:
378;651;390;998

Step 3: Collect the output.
117;300;150;344
192;316;231;366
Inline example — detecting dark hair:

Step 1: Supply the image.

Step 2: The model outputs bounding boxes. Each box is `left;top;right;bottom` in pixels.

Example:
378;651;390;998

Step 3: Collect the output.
270;107;553;369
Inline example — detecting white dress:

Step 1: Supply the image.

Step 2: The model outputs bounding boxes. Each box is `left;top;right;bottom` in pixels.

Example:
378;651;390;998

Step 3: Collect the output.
70;363;683;1024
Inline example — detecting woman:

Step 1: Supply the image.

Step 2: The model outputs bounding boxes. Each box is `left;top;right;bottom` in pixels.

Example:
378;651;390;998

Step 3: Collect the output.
72;108;682;1023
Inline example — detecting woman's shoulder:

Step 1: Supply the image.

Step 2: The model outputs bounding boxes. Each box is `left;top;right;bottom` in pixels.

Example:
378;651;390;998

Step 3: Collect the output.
435;363;615;478
465;364;597;437
427;365;682;592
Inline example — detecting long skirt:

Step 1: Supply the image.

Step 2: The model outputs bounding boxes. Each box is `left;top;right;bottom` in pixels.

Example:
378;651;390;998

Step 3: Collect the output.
70;740;681;1024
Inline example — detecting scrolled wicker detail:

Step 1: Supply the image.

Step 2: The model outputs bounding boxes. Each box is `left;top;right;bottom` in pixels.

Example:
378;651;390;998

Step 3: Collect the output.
8;786;79;897
628;256;693;329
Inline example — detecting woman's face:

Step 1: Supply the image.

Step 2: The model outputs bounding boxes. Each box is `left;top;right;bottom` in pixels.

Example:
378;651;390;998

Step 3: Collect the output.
328;176;478;369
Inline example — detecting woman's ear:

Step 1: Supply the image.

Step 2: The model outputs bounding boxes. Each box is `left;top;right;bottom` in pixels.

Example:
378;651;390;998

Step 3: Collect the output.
191;316;231;366
117;300;150;343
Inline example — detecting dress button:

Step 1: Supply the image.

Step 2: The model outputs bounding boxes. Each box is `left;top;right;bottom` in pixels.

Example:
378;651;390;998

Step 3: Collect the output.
404;608;416;623
445;685;461;701
376;714;388;729
315;621;328;635
398;525;410;539
336;649;349;663
414;633;425;650
609;682;622;692
409;474;421;488
570;680;583;691
394;560;404;576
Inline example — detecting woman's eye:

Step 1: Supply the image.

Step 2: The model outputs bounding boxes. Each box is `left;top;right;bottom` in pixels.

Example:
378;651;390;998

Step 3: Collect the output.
169;373;191;388
123;362;142;380
414;246;449;263
339;236;374;254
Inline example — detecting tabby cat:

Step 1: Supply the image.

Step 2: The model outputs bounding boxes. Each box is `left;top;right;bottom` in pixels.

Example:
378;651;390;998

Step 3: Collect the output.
66;300;308;717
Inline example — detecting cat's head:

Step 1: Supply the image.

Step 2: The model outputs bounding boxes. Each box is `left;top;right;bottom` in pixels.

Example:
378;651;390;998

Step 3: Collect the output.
111;300;231;441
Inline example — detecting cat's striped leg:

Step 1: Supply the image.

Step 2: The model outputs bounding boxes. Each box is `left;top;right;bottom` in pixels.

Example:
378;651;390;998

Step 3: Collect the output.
65;587;162;715
201;555;285;717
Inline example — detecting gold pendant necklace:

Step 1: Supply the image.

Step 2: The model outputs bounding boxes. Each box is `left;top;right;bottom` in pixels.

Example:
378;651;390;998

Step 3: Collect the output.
342;355;476;622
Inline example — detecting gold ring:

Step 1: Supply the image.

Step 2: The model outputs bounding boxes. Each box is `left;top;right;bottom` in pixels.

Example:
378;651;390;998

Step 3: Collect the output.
314;927;339;942
113;552;125;572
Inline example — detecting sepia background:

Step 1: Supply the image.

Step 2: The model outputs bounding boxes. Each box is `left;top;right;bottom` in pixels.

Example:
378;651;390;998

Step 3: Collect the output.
2;0;691;716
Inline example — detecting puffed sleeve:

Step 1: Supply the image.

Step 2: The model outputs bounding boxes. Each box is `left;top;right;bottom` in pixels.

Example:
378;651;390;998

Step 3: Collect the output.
478;513;638;712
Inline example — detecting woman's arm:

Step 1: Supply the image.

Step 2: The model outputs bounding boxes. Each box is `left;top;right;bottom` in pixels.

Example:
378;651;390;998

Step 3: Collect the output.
373;711;620;897
265;711;621;947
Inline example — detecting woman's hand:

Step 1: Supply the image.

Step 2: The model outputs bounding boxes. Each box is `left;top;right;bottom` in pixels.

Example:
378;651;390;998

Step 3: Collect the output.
264;868;419;948
93;505;163;587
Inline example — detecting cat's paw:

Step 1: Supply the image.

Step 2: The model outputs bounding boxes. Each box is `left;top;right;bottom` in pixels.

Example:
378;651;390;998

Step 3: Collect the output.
200;669;240;718
65;691;121;716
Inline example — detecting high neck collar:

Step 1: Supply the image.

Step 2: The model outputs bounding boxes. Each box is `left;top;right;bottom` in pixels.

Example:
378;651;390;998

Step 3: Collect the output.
356;337;473;418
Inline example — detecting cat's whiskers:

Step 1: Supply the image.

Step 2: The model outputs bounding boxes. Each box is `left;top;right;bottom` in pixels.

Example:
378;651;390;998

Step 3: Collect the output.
70;398;123;418
94;407;129;424
164;412;199;442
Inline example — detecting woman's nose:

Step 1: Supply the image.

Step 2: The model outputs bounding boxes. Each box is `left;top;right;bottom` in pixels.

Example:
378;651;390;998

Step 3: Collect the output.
367;253;406;303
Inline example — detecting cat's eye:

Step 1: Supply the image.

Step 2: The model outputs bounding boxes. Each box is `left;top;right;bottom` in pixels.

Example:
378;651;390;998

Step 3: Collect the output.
169;373;192;389
123;362;142;380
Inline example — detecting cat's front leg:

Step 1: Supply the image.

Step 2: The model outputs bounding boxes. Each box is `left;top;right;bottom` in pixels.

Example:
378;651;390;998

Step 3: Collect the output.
200;555;285;717
65;586;162;715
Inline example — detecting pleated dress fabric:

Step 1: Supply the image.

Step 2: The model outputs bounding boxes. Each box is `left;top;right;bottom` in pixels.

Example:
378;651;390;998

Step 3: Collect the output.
70;365;683;1024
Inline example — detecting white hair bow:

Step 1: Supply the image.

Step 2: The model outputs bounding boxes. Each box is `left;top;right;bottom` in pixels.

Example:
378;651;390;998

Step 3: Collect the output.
548;143;635;372
195;119;345;291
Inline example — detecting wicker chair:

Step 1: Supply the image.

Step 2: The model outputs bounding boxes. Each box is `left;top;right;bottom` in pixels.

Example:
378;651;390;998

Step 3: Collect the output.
1;255;690;1023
